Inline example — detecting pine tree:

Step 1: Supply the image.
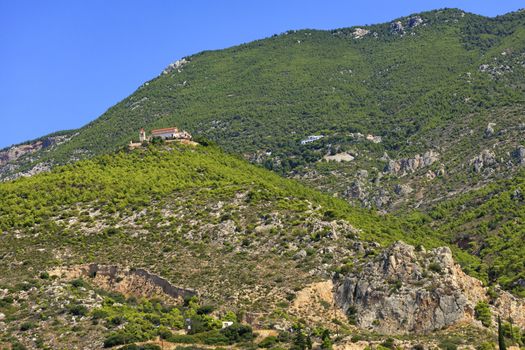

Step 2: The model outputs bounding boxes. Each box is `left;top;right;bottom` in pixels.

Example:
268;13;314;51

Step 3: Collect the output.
498;315;506;350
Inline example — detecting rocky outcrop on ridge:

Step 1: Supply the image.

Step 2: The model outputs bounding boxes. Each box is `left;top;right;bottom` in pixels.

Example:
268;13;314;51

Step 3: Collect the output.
162;58;189;75
333;241;525;335
0;133;75;181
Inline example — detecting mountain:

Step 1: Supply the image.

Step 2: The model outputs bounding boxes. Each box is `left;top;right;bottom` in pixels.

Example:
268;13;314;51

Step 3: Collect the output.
0;142;523;349
3;9;525;212
1;7;525;349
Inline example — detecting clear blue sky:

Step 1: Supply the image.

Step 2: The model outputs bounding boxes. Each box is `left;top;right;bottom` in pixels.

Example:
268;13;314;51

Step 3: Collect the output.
1;1;523;148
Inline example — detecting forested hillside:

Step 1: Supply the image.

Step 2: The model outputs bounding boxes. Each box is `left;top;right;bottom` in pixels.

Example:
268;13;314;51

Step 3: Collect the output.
1;143;523;349
2;8;525;348
3;9;525;211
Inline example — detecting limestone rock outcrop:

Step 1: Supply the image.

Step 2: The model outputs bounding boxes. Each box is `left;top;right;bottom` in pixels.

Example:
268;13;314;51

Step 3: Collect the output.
470;149;496;172
390;21;404;34
385;150;439;176
162;58;188;75
513;145;525;165
352;28;370;39
335;242;480;334
408;16;423;28
49;264;197;302
334;241;525;335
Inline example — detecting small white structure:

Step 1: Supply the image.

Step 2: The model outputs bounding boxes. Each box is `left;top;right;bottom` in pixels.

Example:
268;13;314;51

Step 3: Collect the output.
300;135;324;145
222;321;234;329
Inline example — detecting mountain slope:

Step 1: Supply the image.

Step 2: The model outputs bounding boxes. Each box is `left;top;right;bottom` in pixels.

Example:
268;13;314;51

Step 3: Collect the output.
3;9;525;212
1;143;523;349
0;143;431;300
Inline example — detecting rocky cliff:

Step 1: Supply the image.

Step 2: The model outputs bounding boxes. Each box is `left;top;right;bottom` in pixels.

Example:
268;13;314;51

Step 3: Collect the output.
49;264;197;302
334;241;525;335
0;132;76;181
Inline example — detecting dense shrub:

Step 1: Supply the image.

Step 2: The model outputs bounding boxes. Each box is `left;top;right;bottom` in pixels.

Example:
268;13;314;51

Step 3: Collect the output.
474;301;492;327
68;304;89;316
220;323;254;344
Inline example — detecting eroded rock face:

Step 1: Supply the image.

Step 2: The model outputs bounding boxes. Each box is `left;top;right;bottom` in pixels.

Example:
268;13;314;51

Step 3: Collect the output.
333;241;525;335
470;149;496;172
334;241;485;334
0;134;75;181
49;264;197;302
385;150;439;176
0;135;70;167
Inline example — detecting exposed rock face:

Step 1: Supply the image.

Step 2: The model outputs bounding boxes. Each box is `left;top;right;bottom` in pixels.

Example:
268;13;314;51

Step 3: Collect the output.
470;149;496;172
352;28;370;39
390;21;404;34
0;135;70;167
49;264;197;302
408;16;423;28
289;280;347;329
334;241;485;334
324;152;355;162
162;58;188;75
334;241;525;335
385;150;439;175
0;134;74;181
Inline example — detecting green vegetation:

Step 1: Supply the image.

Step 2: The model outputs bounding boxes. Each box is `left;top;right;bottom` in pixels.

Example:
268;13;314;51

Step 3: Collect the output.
422;173;525;296
5;9;525;213
1;9;523;297
474;301;492;327
498;316;506;350
1;8;525;349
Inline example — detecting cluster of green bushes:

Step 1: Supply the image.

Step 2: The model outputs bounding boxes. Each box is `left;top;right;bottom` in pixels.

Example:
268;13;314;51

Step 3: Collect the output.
94;293;254;348
424;173;525;296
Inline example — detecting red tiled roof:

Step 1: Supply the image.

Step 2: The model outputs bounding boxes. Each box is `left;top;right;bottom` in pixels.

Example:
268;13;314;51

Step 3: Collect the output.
151;127;179;134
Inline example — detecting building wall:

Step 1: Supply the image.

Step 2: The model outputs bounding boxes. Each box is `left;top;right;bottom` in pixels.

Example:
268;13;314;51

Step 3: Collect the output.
151;132;174;139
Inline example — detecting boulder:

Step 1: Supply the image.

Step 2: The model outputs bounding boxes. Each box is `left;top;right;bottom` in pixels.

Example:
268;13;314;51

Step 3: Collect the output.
485;122;496;137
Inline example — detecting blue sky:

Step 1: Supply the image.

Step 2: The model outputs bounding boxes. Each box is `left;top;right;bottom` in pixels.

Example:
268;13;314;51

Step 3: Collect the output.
1;1;523;148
